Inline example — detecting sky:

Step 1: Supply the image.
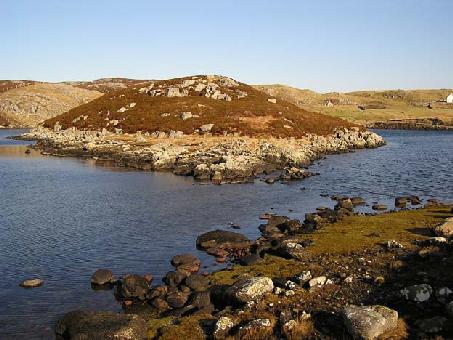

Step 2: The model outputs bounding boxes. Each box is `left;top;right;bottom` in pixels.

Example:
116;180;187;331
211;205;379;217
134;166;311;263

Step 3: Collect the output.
1;0;452;92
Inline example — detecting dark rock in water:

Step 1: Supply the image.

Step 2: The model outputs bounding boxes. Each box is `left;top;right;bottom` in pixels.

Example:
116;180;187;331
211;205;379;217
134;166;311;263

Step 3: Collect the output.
335;198;354;211
259;215;290;237
150;297;170;311
185;274;210;292
240;253;262;266
171;253;201;273
351;197;366;205
55;310;147;340
395;197;408;208
409;195;422;205
91;269;114;287
147;285;168;300
163;270;188;287
116;274;150;301
20;278;43;288
166;291;189;309
196;229;249;250
372;204;387;211
277;219;303;234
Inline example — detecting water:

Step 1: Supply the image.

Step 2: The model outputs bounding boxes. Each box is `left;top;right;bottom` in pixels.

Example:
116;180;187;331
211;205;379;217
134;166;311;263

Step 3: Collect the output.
0;129;452;339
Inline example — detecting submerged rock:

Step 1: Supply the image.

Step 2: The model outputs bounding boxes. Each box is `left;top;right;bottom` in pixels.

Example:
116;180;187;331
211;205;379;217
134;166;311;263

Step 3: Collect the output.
342;305;398;340
91;269;114;286
116;274;150;301
55;310;147;340
19;278;43;288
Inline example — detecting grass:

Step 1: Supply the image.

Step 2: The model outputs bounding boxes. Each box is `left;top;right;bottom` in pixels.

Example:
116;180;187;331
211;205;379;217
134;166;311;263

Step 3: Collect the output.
43;75;356;138
254;85;453;126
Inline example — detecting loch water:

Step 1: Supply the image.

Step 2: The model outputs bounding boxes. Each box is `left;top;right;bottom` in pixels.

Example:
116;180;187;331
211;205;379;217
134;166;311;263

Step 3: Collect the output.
0;129;452;339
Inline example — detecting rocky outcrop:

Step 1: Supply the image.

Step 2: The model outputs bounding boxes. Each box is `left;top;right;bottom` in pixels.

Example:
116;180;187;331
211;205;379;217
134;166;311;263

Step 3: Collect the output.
21;126;385;184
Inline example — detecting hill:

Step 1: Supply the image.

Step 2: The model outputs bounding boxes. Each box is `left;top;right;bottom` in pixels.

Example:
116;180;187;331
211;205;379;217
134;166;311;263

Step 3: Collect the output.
0;83;103;127
43;75;355;138
63;78;148;94
254;85;453;127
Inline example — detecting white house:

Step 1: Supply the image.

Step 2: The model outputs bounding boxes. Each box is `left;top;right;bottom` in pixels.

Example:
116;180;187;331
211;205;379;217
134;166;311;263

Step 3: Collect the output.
447;93;453;104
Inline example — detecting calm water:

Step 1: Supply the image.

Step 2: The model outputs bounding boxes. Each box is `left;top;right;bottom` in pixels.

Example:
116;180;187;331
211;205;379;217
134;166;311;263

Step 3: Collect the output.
0;129;452;339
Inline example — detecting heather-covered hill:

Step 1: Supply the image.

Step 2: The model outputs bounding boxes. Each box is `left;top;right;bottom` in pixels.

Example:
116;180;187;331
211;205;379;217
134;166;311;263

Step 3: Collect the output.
44;75;355;138
64;78;149;94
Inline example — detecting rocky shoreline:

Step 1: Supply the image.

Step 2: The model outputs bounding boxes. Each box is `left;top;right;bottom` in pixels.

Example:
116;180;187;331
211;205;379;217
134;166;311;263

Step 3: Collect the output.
20;127;385;184
53;196;453;339
368;121;453;131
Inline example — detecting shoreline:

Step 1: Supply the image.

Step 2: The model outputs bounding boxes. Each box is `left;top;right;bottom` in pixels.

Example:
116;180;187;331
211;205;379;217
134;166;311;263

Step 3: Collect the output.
19;127;385;184
55;197;453;339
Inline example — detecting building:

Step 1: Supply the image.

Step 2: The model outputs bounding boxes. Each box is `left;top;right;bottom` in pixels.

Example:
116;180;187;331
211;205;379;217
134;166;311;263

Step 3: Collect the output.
447;93;453;104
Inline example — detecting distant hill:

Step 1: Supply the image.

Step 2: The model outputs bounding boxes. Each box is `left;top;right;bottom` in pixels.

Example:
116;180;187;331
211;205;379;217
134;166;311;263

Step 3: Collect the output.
0;83;102;127
43;75;355;137
254;85;453;126
63;78;149;94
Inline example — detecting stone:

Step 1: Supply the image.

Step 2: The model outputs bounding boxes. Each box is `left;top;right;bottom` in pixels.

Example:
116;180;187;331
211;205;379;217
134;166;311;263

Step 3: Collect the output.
277;240;306;260
435;287;453;301
372;204;387;211
395;197;407;208
415;316;447;333
446;301;453;317
200;124;214;133
185;274;210;292
294;271;312;285
19;278;43;288
342;305;398;340
308;276;327;287
180;112;193;120
351;197;366;205
400;284;432;302
213;317;234;339
227;277;274;303
171;253;201;273
196;230;249;250
385;240;403;249
116;274;150;301
434;217;453;237
166;291;189;309
150;297;169;311
241;318;272;330
187;291;212;310
163;270;188;287
91;269;114;286
55;310;147;340
267;98;277;104
117;107;127;113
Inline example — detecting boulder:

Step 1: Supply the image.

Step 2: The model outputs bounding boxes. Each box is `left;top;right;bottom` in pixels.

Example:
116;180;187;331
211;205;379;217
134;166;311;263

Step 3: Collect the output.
91;269;114;286
116;274;150;301
171;254;201;273
196;230;249;250
446;301;453;317
372;204;387;211
226;277;274;304
277;240;306;260
19;278;43;288
434;217;453;238
400;284;432;302
166;291;189;309
185;274;210;292
308;276;327;288
163;270;188;287
200;124;214;132
342;305;398;340
351;197;366;205
294;271;312;285
213;316;234;339
187;291;212;310
395;197;408;208
55;310;147;340
415;316;447;334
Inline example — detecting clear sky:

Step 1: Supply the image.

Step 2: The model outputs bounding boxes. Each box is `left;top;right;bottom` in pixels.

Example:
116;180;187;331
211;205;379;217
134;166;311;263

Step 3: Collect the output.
1;0;452;92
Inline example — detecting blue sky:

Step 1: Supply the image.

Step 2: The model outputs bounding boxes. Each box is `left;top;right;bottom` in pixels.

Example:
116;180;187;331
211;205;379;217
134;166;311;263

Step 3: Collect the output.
1;0;452;92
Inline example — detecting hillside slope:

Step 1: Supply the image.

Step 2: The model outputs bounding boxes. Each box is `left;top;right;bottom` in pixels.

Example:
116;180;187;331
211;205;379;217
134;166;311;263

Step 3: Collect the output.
254;85;453;127
0;83;103;127
44;75;355;138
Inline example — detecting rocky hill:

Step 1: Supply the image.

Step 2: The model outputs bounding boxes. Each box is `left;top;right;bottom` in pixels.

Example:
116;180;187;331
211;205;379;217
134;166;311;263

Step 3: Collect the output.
0;83;103;127
44;75;355;138
254;85;453;128
64;78;148;94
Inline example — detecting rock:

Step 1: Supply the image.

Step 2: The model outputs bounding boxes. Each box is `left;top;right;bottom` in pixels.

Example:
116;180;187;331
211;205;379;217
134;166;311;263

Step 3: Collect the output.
434;217;453;238
91;269;114;286
385;240;403;250
180;112;193;120
185;274;210;292
435;287;453;301
226;277;274;304
241;318;272;331
408;195;422;205
294;271;312;285
342;305;398;340
187;291;212;310
395;197;408;208
400;284;432;302
277;240;306;260
308;276;327;287
150;297;170;311
415;316;447;333
213;317;234;339
351;197;366;205
200;124;214;133
240;253;262;266
267;98;277;104
372;204;387;211
163;270;188;287
19;278;43;288
55;310;147;340
171;254;201;273
166;291;189;309
335;198;354;211
116;274;150;301
196;230;249;250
